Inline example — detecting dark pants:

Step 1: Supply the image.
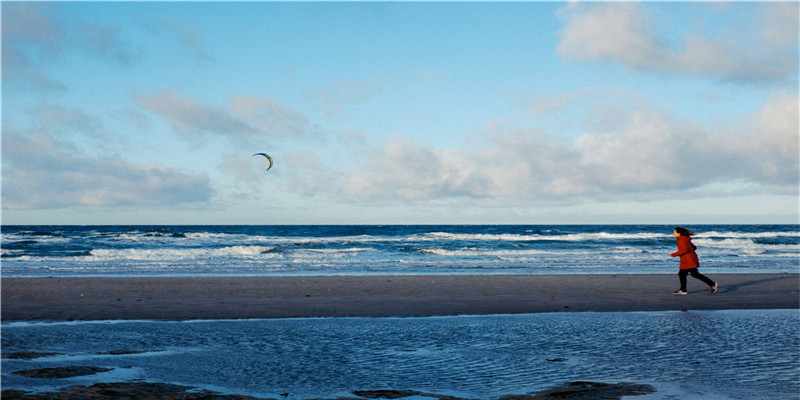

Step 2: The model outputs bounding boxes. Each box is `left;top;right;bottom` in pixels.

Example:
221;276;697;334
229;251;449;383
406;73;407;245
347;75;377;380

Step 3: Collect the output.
678;268;715;291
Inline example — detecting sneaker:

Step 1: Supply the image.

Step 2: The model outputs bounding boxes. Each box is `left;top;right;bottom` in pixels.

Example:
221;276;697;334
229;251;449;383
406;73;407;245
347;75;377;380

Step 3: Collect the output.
672;290;688;295
711;282;718;293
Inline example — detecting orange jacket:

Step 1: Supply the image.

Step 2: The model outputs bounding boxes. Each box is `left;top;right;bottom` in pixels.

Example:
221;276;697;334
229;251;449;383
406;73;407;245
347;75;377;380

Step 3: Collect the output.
671;235;699;269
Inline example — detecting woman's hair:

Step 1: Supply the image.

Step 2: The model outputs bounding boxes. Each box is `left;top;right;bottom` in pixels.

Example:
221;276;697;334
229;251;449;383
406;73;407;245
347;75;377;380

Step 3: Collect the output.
674;227;696;237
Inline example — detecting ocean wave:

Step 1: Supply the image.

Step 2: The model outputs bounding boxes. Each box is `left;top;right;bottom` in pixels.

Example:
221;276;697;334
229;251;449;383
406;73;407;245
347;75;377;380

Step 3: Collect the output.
695;238;800;255
699;230;800;239
184;232;242;240
419;246;656;257
86;246;280;261
422;248;558;257
1;234;70;244
1;249;26;258
277;235;402;246
77;246;376;262
2;225;797;276
421;232;668;242
306;247;375;254
427;230;800;243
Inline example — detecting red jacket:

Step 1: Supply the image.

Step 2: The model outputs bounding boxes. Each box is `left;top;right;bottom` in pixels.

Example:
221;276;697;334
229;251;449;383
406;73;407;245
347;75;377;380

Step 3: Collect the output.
671;235;699;270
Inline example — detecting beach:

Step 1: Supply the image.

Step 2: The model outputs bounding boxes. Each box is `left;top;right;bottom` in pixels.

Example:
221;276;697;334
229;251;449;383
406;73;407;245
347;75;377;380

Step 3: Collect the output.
3;273;798;321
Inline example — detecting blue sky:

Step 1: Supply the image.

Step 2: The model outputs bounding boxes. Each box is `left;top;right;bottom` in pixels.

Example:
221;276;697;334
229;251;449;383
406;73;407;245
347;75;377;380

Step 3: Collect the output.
3;1;798;225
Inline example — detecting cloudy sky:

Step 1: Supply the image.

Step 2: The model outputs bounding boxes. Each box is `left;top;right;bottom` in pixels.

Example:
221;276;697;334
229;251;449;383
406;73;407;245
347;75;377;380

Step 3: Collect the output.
3;2;798;225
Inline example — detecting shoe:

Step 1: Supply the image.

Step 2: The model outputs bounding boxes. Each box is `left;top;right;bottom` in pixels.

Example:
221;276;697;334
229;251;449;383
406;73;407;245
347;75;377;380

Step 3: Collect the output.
711;282;718;293
672;290;687;295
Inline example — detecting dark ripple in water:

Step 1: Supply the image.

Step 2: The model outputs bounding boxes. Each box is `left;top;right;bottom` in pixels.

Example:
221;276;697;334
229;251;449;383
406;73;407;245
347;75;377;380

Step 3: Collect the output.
2;310;798;399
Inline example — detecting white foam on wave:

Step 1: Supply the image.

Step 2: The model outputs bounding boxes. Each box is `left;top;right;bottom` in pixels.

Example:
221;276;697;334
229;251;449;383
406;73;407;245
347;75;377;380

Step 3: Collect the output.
1;249;27;258
1;234;70;244
86;245;280;261
699;230;800;239
695;238;800;255
306;247;374;254
280;234;401;245
422;248;558;257
422;229;800;243
421;247;653;257
4;226;797;276
421;232;667;242
184;232;235;239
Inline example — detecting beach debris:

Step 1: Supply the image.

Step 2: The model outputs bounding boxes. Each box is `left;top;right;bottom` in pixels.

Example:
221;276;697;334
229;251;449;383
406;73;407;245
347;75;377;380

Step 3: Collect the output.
0;382;657;400
4;351;63;360
97;349;147;355
528;381;656;399
352;390;467;400
352;390;421;399
12;366;113;379
253;153;274;171
0;382;267;400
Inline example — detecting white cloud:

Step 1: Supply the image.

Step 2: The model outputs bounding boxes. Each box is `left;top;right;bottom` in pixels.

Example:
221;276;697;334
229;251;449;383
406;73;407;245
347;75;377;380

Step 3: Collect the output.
713;92;799;185
759;3;798;49
2;124;213;210
324;131;539;202
135;88;254;139
557;3;798;83
31;104;110;143
557;3;661;68
308;90;797;205
135;88;314;144
76;21;138;65
3;3;140;92
343;137;484;200
230;95;312;139
2;3;60;44
2;3;66;92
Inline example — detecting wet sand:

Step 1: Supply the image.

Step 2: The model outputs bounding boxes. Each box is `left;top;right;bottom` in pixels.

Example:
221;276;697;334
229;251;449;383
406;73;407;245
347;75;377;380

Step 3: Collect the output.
2;274;798;321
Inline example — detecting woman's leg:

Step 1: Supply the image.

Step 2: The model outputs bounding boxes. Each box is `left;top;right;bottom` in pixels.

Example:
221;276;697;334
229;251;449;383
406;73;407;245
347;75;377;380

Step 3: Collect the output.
689;269;715;287
678;269;689;291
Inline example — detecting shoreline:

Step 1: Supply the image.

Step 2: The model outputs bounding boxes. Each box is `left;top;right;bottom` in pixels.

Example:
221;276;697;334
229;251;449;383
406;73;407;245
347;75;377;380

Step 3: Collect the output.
2;273;798;321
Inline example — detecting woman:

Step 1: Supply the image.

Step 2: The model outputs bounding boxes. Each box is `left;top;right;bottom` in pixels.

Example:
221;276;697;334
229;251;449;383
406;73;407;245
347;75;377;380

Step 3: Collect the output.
670;227;718;295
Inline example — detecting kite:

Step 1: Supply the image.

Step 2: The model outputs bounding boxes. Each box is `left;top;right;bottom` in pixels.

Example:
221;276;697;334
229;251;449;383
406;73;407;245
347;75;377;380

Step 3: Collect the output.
253;153;274;171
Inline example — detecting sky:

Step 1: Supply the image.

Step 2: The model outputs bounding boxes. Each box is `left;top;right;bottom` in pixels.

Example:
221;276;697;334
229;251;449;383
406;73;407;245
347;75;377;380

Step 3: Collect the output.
2;1;798;225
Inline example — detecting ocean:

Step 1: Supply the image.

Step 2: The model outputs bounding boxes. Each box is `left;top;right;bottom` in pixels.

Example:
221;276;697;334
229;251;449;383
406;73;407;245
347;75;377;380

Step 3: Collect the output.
1;225;798;277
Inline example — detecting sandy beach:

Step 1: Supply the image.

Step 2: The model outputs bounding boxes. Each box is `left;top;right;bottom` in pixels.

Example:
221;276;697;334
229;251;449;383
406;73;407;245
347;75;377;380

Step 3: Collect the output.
2;273;797;321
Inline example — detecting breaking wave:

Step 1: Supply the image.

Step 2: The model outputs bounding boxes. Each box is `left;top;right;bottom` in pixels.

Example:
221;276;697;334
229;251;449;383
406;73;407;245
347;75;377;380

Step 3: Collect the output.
2;225;797;276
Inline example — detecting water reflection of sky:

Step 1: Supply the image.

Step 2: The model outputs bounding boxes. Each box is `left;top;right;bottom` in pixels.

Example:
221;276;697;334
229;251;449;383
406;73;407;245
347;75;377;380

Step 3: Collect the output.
3;310;798;399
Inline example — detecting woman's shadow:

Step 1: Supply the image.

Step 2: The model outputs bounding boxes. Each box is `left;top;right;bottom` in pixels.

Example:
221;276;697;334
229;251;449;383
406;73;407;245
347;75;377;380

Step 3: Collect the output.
715;276;792;294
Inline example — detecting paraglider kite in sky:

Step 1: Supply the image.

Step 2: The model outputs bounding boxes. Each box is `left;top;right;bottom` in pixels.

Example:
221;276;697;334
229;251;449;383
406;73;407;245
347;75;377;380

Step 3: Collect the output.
253;153;273;171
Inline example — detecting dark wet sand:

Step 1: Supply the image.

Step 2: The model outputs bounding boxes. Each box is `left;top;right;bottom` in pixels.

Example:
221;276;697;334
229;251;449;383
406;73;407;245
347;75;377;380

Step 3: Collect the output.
2;274;798;321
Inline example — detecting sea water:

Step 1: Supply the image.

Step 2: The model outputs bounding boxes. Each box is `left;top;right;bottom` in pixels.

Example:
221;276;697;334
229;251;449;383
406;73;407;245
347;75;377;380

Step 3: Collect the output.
2;225;798;276
2;310;799;399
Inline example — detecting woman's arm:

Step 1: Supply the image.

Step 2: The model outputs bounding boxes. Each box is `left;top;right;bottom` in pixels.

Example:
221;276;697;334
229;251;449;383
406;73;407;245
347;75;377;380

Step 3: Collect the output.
671;238;690;257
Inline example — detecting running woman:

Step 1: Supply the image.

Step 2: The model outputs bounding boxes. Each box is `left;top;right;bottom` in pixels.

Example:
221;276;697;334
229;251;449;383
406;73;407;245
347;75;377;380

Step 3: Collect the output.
670;227;718;295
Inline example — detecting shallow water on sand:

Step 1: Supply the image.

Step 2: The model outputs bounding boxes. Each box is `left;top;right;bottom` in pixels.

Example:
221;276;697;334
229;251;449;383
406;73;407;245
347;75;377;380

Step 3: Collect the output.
2;310;798;399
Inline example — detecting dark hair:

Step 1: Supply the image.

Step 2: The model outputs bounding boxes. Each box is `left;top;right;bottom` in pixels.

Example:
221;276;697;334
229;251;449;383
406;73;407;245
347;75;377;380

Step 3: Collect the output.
674;227;696;237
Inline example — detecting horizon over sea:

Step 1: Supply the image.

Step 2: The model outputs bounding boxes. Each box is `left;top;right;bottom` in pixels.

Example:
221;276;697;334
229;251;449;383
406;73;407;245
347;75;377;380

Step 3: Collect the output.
2;224;798;277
